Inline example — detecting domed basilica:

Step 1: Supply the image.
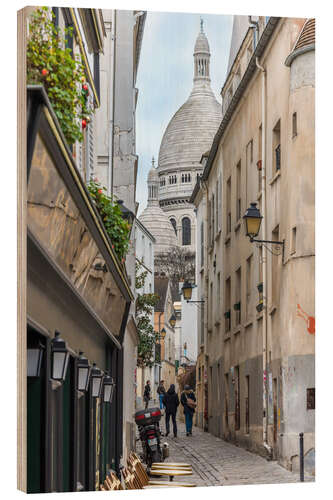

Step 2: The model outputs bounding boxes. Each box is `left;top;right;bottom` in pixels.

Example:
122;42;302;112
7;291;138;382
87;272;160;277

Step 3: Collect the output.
140;21;222;257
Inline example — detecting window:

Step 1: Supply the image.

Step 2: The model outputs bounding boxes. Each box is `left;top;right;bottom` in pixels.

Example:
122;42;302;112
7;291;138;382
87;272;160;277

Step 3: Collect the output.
273;119;281;172
200;221;204;267
217;272;221;321
218;174;222;231
211;194;215;244
169;175;177;184
271;225;280;305
258;124;262;192
292;112;297;138
235;366;240;430
236;161;241;221
182;217;191;246
307;388;315;410
225;277;231;332
245;375;250;434
235;267;241;325
226;177;231;234
94;53;100;101
210;282;213;330
224;373;229;432
259;245;263;283
246;255;252;318
291;226;296;254
215;180;219;234
160;177;166;187
170;218;177;235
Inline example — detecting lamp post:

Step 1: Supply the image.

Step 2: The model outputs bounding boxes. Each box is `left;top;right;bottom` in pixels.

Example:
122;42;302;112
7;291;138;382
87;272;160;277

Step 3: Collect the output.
51;331;70;382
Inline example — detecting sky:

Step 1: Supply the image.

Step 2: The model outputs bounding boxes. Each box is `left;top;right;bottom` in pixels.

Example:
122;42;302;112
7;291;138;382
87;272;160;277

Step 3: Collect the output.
135;10;233;215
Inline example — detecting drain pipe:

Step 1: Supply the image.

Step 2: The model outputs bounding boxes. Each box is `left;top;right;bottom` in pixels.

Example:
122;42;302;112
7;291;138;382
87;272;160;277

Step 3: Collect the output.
256;56;272;457
107;9;116;198
248;16;259;47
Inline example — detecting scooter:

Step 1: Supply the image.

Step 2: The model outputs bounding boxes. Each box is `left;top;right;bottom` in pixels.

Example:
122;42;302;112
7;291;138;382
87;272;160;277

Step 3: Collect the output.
135;407;163;467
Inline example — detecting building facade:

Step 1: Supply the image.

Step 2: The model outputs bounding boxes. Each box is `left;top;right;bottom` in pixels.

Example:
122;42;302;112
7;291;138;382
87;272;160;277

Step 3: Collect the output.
191;16;315;473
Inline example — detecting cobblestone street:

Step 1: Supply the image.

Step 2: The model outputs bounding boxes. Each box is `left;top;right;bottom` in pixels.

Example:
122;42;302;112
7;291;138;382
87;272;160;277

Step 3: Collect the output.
155;416;314;487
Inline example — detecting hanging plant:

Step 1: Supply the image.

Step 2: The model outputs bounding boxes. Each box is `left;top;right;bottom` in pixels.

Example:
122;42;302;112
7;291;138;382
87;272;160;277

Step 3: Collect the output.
26;7;92;145
87;180;131;261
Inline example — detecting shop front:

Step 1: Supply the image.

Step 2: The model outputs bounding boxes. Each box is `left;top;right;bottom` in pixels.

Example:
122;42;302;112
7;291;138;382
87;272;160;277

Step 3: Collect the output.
26;86;133;493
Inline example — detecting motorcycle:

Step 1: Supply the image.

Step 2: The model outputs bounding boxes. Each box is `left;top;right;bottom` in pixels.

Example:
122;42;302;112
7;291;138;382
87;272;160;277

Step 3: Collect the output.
135;407;163;467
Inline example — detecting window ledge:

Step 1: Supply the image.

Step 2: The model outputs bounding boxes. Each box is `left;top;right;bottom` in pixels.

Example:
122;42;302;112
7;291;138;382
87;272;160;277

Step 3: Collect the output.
269;170;281;186
224;233;231;245
234;220;241;232
200;266;205;274
208;245;214;255
233;325;242;335
215;229;221;242
290;250;296;256
257;191;262;201
224;331;231;341
214;319;221;327
244;319;253;328
268;304;277;316
256;311;264;321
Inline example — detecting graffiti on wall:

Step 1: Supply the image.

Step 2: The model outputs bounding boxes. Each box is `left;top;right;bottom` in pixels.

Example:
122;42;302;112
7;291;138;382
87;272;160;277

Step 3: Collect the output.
296;304;315;335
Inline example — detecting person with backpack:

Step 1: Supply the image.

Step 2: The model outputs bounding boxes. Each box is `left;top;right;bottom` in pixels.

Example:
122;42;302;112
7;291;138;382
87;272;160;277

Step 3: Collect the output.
157;380;166;410
162;384;179;437
180;384;196;436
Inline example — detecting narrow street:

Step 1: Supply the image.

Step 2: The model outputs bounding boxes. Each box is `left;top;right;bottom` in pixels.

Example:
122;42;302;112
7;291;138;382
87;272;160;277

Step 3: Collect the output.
149;416;314;487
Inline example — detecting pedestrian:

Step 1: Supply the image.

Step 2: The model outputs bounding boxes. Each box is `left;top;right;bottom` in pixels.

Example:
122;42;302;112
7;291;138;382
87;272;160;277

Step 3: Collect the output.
157;380;166;410
180;384;196;436
162;384;179;438
143;380;151;409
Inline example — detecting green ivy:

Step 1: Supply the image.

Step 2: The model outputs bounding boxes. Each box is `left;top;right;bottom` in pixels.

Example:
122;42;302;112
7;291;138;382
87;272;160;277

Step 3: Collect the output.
136;261;160;368
27;7;92;145
87;180;131;262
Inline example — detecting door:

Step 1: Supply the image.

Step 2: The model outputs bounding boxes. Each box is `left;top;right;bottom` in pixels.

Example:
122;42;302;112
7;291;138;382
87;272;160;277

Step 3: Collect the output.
273;378;277;443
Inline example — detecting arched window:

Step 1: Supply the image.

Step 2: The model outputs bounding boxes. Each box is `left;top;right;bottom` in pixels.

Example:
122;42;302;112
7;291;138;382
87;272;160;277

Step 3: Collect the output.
182;217;191;246
170;218;177;235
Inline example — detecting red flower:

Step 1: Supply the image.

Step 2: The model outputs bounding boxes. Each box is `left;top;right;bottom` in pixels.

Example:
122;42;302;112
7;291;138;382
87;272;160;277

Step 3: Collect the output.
82;84;88;91
41;68;48;76
82;119;87;129
98;189;103;194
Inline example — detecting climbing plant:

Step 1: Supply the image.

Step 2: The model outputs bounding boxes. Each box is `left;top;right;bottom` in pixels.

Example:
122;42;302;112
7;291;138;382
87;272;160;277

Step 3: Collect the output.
26;7;92;145
135;261;160;367
87;180;131;262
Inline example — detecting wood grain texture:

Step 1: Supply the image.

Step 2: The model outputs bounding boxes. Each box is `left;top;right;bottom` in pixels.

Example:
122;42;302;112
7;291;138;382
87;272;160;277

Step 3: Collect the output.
17;7;27;493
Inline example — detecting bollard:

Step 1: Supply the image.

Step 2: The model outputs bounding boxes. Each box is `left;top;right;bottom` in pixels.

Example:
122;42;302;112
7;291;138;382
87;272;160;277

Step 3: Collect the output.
299;432;304;482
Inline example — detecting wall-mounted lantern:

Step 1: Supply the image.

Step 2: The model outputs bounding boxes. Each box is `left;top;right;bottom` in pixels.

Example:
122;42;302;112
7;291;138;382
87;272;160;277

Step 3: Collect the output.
103;373;115;403
169;314;176;328
77;352;91;392
27;340;45;378
91;363;104;398
51;331;70;382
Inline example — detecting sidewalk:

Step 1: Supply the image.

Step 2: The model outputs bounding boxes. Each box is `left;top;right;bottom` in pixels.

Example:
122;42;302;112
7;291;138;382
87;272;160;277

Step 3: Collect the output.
158;417;314;487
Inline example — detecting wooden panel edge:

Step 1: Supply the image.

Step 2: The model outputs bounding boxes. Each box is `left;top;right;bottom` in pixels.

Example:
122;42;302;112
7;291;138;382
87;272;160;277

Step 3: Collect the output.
17;6;27;493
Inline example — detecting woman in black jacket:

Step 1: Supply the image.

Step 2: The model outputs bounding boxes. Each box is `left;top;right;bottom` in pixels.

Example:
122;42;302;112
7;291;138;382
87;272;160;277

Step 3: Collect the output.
162;384;179;437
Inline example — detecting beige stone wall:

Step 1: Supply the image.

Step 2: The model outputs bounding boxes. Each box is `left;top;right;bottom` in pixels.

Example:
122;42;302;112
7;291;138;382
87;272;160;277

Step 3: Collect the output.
196;17;315;467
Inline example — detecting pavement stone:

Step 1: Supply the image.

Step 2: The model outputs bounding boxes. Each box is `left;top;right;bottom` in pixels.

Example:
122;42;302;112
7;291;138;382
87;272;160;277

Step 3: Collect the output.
153;415;315;487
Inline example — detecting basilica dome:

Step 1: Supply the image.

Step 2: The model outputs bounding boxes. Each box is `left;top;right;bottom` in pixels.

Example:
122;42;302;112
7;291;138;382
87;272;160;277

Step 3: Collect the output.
139;160;178;255
158;26;222;173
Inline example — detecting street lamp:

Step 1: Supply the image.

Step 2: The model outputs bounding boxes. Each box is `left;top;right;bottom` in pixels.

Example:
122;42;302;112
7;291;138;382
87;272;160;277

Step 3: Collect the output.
91;363;104;398
103;373;115;403
169;314;176;328
181;281;205;305
243;202;263;241
51;331;70;382
160;328;166;340
243;203;284;256
27;340;45;378
77;352;91;392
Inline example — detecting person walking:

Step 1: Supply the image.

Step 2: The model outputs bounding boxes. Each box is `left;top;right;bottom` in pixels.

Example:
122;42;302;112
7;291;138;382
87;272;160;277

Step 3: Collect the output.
180;385;196;436
143;380;151;409
157;380;166;410
162;384;179;437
